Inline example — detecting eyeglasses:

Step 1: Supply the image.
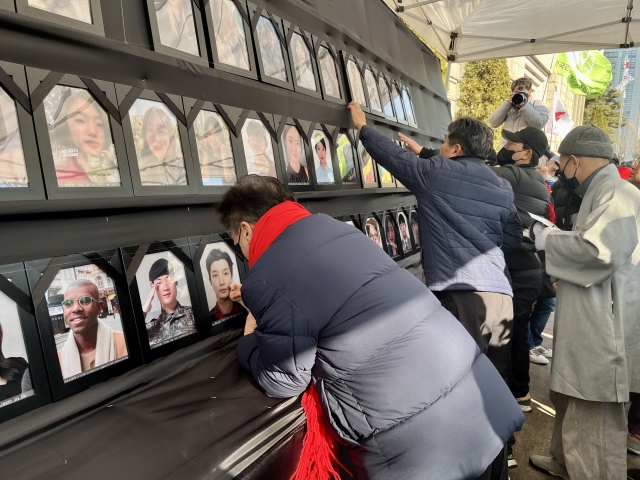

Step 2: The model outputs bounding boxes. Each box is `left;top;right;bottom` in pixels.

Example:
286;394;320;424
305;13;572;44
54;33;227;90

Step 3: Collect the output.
62;296;99;308
505;141;525;151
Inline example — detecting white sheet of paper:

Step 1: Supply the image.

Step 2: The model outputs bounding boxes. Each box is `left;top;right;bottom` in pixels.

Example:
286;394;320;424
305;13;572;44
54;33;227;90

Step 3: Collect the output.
528;212;555;228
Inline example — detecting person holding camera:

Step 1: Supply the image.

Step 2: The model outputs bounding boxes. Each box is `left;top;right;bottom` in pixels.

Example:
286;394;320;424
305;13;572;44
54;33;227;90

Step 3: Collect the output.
488;78;549;149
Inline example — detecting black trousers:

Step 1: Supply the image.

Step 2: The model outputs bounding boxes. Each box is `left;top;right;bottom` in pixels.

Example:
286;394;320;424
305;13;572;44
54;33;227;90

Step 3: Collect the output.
507;268;544;399
476;446;508;480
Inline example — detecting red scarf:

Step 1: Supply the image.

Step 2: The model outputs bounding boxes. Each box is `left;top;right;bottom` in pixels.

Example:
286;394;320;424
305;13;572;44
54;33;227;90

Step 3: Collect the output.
248;201;349;480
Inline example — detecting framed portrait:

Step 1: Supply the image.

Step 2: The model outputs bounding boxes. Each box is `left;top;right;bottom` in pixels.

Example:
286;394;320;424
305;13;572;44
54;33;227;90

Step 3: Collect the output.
335;130;360;190
119;87;198;196
409;207;421;249
249;5;293;90
25;250;142;400
183;99;247;192
311;128;339;190
204;0;257;80
377;162;396;188
278;122;312;190
122;240;204;362
189;234;247;336
363;66;383;116
313;39;344;104
377;73;396;121
145;0;208;65
356;139;378;188
15;0;104;36
363;214;385;251
27;68;134;199
398;208;419;256
240;113;281;180
383;211;402;259
402;85;418;127
342;54;369;112
391;80;408;125
0;263;51;424
0;61;46;202
284;24;321;98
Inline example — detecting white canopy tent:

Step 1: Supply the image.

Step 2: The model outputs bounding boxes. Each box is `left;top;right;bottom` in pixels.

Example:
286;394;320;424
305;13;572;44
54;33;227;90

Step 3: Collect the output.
383;0;635;63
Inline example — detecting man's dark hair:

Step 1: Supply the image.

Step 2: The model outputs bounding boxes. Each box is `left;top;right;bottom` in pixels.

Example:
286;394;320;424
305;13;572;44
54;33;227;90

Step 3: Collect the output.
446;117;494;160
398;214;406;226
485;149;497;166
217;175;296;232
511;77;533;91
205;248;233;278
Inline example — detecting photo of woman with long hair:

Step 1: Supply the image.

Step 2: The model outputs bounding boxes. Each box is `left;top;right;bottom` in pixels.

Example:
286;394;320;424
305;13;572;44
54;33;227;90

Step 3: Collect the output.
0;308;33;405
130;98;188;186
44;86;121;187
0;90;28;188
195;111;236;186
385;214;399;257
155;0;199;56
210;0;249;70
312;131;334;184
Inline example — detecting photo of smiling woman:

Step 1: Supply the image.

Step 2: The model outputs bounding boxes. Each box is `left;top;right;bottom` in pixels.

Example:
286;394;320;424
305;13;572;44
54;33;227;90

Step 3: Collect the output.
312;130;334;184
194;110;236;186
385;214;399;257
130;98;188;186
44;86;121;187
281;125;309;185
200;243;244;324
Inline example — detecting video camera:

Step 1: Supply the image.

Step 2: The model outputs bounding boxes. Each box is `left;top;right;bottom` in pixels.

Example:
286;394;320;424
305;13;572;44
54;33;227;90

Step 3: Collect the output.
511;90;529;106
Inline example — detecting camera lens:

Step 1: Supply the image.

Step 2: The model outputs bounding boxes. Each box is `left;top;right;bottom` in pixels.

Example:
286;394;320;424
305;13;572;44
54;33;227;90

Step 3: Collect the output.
512;93;525;105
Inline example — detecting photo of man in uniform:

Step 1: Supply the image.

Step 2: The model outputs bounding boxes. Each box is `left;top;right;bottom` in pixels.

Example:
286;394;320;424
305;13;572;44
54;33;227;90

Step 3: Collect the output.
205;248;244;322
143;258;196;348
398;212;412;252
410;210;420;247
57;280;128;379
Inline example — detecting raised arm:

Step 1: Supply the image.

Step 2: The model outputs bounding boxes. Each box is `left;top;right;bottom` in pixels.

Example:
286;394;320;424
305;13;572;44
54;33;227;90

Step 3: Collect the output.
519;102;549;129
487;101;512;128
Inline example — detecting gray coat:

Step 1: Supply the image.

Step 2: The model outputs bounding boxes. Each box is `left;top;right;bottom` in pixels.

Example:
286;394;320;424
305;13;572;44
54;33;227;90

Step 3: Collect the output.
488;100;549;149
545;165;640;402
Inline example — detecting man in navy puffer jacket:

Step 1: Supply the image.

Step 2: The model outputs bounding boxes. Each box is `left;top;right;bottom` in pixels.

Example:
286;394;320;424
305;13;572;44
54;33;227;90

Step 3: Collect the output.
218;175;524;480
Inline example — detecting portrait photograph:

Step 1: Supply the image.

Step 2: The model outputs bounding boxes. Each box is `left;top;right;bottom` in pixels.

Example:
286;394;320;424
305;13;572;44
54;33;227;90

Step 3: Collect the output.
378;164;393;185
135;252;196;349
318;46;341;99
129;98;188;186
0;88;28;188
410;210;420;247
0;292;34;408
199;242;245;324
242;118;277;178
154;0;200;57
379;77;394;117
337;133;357;184
364;216;383;249
290;33;316;91
346;60;367;106
312;130;334;185
281;125;308;185
384;214;400;258
194;110;236;186
402;88;417;126
256;16;288;82
43;85;121;188
28;0;92;24
392;83;406;122
364;69;382;113
209;0;250;70
357;141;377;184
397;212;413;253
45;264;128;382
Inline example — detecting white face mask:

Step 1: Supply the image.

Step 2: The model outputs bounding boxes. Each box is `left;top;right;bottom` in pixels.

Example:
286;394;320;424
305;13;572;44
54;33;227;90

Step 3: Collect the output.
545;174;557;185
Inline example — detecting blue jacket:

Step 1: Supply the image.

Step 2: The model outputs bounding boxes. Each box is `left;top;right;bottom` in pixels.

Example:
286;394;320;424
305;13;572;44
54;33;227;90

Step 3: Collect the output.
360;125;522;296
237;214;524;480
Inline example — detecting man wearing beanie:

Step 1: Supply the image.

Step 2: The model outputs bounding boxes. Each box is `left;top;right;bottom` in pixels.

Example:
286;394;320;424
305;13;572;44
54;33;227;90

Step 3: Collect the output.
528;125;640;479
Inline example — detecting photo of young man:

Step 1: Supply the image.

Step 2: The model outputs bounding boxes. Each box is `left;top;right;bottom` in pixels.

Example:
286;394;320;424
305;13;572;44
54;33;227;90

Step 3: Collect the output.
410;210;420;247
281;125;308;185
242;119;277;178
201;244;244;323
397;212;412;252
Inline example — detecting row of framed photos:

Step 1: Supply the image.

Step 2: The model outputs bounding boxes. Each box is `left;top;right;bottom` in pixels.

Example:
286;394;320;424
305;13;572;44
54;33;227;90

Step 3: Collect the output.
5;1;419;127
0;207;420;424
0;61;409;201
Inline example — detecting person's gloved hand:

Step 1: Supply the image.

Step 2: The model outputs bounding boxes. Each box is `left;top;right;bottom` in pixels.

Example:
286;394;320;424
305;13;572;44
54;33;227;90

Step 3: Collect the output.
531;221;556;251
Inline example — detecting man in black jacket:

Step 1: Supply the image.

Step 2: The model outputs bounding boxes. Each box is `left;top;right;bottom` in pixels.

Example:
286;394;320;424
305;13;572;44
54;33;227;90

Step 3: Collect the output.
491;127;550;414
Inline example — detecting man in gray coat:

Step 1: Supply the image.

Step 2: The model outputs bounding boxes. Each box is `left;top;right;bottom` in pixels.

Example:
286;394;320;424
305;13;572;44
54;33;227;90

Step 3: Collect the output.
529;125;640;479
488;77;549;149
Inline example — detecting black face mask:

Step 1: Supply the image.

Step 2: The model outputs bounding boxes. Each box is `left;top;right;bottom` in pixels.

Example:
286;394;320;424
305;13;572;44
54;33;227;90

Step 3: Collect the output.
558;158;579;191
496;148;516;166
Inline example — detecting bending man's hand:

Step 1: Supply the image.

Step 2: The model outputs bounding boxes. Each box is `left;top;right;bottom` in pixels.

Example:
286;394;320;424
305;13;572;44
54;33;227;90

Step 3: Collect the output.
398;133;422;155
244;313;257;336
230;283;246;309
347;102;367;131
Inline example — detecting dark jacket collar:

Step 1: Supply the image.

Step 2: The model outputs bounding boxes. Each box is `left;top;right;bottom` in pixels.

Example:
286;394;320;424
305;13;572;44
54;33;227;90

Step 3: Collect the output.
449;155;486;163
575;164;608;197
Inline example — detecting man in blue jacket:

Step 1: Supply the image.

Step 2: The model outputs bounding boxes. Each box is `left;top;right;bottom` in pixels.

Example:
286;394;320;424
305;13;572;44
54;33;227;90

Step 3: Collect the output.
218;175;524;480
349;102;522;381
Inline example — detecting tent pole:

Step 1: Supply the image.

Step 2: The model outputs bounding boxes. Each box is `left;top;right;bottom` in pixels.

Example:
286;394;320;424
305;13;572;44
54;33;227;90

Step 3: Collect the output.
445;60;452;90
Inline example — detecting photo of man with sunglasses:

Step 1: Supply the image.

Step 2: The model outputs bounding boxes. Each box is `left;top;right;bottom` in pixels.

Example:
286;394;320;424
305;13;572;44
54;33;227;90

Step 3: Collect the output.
57;279;128;380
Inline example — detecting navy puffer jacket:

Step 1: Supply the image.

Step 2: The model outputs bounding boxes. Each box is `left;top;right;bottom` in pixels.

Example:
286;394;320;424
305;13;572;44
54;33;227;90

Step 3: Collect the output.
359;126;522;296
237;214;524;480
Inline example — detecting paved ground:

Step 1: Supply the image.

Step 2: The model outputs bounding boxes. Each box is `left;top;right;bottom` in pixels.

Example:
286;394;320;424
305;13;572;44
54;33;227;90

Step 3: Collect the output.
511;313;640;479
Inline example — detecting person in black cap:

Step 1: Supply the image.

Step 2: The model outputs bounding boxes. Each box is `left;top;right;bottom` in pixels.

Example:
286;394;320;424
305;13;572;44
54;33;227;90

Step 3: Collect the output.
143;257;196;348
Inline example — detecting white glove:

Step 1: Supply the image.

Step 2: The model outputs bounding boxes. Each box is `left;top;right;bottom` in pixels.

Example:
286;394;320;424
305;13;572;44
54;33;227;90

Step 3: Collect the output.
534;226;554;251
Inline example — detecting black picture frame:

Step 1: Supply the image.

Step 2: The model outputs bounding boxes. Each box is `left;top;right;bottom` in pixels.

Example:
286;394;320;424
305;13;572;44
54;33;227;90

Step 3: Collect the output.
408;205;422;250
27;67;134;200
118;87;199;196
248;4;293;91
25;250;142;401
391;79;408;126
362;212;386;253
382;209;403;260
15;0;105;36
283;23;322;99
341;52;370;113
202;0;258;80
402;84;418;128
377;72;397;122
183;98;248;193
362;65;384;118
335;128;361;190
238;111;284;182
0;61;46;202
339;213;362;231
356;134;379;189
188;233;248;336
278;118;315;192
377;161;397;189
121;239;206;363
145;0;209;66
0;263;52;424
310;124;340;192
312;39;345;105
397;207;419;257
